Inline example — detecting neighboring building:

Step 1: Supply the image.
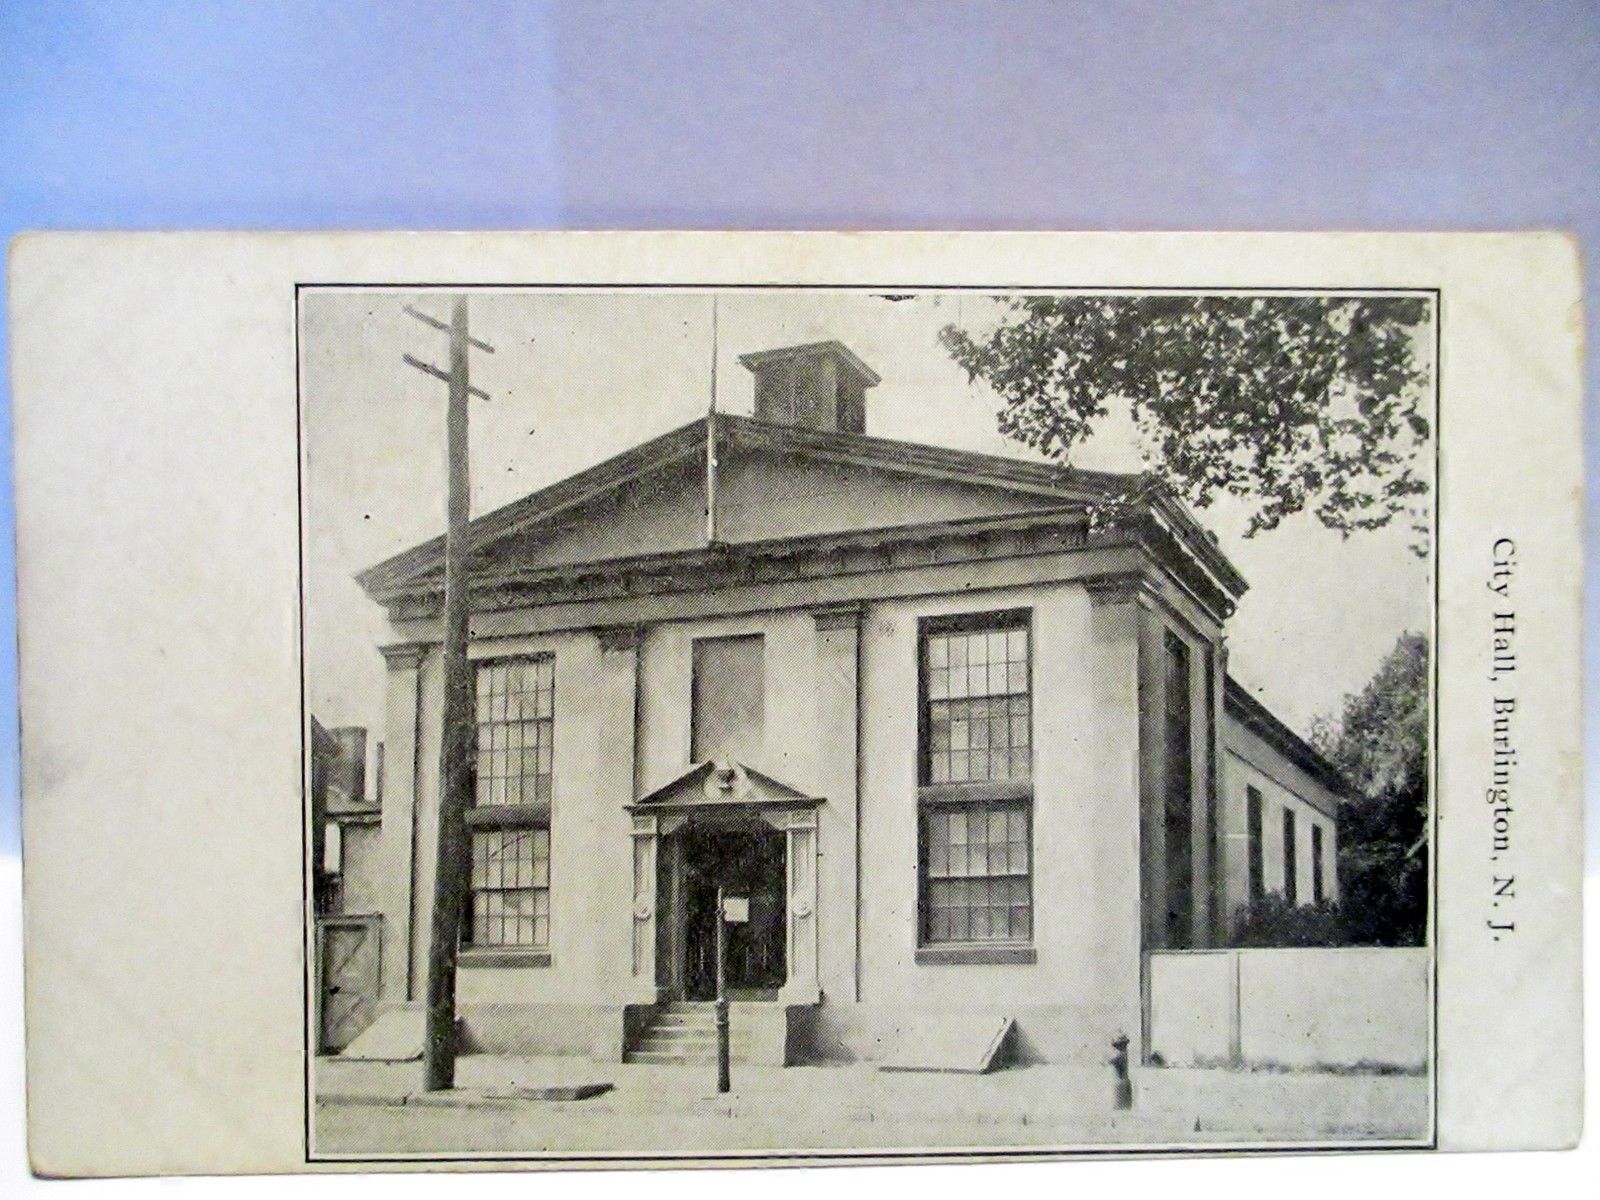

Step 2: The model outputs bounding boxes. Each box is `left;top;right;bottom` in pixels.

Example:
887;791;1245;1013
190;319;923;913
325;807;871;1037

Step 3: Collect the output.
1219;679;1343;920
310;720;385;1051
351;340;1346;1067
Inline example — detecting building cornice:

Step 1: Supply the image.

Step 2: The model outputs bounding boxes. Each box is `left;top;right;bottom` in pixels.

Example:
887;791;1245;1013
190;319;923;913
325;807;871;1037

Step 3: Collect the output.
377;506;1088;613
375;503;1241;633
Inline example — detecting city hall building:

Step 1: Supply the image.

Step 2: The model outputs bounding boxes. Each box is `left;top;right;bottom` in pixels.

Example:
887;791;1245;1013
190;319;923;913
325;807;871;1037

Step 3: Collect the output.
352;340;1344;1068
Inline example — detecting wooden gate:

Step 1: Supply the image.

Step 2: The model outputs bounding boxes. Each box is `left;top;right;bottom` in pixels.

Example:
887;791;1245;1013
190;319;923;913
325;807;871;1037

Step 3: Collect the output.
316;915;381;1053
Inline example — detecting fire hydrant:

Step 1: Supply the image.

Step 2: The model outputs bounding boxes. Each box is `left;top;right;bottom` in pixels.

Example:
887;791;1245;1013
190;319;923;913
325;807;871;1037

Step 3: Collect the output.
1110;1033;1133;1110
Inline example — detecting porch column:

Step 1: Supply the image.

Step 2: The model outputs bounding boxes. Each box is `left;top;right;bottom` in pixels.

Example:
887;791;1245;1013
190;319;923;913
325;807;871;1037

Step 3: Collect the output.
628;813;660;1000
811;602;861;1002
778;809;821;1005
376;642;428;1002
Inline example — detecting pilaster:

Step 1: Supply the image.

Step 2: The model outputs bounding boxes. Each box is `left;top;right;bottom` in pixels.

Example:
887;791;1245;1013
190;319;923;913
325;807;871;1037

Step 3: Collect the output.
376;642;428;1002
594;625;648;1001
811;601;861;1002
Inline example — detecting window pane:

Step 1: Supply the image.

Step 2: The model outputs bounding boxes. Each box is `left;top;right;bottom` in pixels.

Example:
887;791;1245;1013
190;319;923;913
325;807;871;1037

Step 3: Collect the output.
970;905;991;939
1012;905;1032;940
947;659;969;699
983;630;1004;665
949;906;971;940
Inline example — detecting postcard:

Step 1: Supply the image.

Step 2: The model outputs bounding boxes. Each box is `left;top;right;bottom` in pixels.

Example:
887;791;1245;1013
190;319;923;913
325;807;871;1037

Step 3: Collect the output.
11;232;1584;1173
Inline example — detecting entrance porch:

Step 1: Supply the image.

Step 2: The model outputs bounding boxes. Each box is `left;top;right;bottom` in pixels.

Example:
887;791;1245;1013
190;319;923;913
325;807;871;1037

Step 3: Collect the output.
622;759;823;1064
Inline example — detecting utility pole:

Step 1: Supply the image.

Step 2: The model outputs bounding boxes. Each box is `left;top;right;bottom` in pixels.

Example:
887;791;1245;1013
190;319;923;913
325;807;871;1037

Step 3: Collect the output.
403;295;494;1091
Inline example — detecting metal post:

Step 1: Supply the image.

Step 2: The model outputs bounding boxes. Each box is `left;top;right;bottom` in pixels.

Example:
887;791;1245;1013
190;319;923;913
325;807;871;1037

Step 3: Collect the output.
421;296;476;1092
704;296;720;546
1111;1033;1133;1110
715;885;731;1094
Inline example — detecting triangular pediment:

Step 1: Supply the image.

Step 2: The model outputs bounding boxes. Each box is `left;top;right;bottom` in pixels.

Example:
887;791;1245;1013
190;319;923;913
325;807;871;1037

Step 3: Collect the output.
632;759;819;813
359;415;1121;600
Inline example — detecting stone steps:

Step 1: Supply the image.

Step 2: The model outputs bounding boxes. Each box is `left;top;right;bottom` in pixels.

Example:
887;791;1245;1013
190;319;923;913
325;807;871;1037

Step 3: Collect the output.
625;1003;765;1065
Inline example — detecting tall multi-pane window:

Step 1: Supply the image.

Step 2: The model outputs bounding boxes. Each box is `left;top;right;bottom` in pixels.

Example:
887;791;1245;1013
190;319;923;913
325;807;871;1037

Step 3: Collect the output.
919;611;1032;948
1311;824;1325;904
466;655;554;951
1246;785;1265;904
1282;808;1298;906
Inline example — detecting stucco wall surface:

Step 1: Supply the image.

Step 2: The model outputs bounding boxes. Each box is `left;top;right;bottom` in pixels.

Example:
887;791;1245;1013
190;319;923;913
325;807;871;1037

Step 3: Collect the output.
850;580;1144;1061
378;572;1153;1063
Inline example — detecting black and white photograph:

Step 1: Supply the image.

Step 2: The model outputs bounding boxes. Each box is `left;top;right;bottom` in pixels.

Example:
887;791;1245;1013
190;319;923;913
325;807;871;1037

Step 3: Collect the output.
300;285;1437;1159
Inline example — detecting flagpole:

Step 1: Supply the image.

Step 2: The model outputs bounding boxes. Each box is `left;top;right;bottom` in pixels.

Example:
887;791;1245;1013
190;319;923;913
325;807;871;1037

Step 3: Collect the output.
705;295;720;545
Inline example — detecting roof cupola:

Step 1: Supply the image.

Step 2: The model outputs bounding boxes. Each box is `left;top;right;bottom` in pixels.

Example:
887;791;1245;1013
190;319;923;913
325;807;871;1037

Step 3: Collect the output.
738;340;880;434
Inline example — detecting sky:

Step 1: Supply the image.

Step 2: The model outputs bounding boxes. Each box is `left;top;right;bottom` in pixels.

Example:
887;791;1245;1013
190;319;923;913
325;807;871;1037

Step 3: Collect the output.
2;0;1594;861
301;288;1432;743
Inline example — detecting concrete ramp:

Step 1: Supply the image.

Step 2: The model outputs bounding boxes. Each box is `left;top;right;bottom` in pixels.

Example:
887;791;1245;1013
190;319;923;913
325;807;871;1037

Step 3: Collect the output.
879;1015;1014;1074
337;1002;426;1062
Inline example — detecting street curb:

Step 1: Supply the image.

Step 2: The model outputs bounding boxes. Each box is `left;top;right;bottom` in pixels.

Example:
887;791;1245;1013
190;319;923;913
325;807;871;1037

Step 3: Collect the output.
318;1083;616;1110
316;1093;412;1108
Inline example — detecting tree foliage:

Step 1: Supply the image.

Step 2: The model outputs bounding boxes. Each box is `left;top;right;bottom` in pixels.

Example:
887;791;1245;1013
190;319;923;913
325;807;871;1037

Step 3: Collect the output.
1231;895;1346;949
939;295;1432;550
1311;632;1430;946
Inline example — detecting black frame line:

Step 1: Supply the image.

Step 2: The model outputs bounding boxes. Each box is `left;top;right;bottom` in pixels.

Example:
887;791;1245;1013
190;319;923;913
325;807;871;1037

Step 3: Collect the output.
295;280;1443;1164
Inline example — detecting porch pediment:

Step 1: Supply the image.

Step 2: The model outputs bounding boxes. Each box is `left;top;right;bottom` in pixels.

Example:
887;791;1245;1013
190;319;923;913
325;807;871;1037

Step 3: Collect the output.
630;759;820;815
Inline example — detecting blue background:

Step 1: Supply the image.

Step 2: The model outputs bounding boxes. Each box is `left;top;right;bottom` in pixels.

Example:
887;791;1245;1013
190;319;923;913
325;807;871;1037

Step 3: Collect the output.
3;0;1597;859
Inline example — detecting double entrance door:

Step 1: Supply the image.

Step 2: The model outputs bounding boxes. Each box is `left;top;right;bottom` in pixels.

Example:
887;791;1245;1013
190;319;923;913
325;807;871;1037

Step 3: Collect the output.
660;822;786;1001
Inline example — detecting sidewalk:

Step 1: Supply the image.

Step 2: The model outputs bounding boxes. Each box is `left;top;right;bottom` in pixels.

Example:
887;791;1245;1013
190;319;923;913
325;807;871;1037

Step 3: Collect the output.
313;1054;1431;1156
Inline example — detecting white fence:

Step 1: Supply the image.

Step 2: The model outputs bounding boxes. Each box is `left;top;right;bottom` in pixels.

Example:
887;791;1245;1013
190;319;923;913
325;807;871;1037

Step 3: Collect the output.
1147;947;1430;1070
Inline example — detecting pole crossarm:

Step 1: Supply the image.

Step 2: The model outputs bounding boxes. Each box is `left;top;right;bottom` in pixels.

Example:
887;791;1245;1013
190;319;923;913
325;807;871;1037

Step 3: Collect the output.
403;354;491;402
404;304;496;353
